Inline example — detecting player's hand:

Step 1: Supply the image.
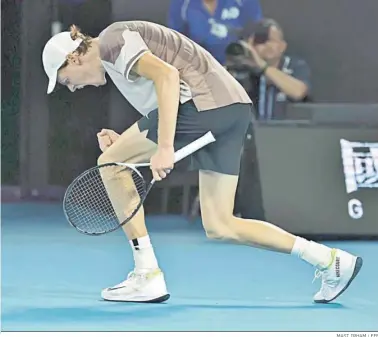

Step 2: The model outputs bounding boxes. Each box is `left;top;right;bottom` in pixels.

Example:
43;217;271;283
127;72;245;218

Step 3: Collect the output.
150;146;175;181
97;129;120;152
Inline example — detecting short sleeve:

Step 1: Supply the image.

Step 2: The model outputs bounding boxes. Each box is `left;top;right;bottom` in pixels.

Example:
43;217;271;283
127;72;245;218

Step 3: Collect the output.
99;26;150;82
240;0;263;27
167;0;187;34
242;0;263;23
115;30;150;82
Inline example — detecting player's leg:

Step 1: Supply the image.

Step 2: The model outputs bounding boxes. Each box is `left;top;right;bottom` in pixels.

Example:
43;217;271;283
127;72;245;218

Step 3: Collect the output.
98;121;169;302
198;171;362;304
99;101;207;302
198;171;296;251
196;101;362;303
98;123;153;241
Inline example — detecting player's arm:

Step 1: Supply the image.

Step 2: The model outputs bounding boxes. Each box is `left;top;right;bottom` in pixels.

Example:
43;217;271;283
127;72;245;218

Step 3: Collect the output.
133;52;181;149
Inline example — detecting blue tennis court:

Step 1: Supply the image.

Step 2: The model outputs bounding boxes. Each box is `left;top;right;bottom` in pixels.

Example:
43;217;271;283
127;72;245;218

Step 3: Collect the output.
2;203;377;331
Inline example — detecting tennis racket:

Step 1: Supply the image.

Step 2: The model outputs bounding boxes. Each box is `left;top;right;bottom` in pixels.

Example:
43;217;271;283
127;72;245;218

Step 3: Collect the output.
63;131;216;235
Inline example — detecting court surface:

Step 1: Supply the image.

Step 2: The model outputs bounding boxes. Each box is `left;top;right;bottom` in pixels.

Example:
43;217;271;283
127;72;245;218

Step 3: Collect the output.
2;203;377;331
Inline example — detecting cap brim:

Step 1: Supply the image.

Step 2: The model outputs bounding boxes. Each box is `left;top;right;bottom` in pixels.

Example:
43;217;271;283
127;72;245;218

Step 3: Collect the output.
47;70;58;94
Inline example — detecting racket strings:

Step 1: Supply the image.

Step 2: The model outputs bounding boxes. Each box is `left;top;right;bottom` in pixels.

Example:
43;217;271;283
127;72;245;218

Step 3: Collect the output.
64;164;146;234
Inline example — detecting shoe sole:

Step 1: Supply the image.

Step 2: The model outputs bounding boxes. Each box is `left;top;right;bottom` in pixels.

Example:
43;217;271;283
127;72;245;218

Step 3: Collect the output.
103;293;170;303
314;256;363;304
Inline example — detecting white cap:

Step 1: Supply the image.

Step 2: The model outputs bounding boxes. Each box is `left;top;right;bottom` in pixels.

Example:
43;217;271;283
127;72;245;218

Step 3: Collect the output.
42;32;83;94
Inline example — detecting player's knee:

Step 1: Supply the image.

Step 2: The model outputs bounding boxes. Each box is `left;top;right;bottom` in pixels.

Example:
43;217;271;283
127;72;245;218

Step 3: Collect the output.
205;227;238;241
202;214;238;241
205;228;226;240
97;153;109;166
98;152;120;166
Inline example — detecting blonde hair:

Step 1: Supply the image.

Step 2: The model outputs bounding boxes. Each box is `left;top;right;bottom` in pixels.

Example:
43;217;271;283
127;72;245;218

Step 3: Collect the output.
60;25;92;69
69;24;92;55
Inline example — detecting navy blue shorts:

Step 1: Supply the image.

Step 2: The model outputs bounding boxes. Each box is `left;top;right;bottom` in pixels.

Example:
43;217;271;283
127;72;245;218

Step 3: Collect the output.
137;100;254;175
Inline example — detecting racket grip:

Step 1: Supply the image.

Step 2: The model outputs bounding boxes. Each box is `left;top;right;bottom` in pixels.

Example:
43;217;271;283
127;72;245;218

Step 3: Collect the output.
174;131;216;163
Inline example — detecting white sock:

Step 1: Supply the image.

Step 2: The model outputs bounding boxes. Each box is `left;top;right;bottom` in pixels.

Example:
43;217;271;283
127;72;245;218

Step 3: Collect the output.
129;235;159;273
291;236;334;270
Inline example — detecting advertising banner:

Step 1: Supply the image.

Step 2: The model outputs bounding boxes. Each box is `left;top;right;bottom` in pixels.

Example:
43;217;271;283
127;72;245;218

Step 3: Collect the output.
254;123;378;237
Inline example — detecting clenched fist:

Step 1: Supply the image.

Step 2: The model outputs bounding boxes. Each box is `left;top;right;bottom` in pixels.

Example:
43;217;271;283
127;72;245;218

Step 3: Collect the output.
97;129;120;152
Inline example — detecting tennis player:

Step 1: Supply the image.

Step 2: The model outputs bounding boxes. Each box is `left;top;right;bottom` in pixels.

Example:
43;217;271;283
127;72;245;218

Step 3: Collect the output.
42;21;363;304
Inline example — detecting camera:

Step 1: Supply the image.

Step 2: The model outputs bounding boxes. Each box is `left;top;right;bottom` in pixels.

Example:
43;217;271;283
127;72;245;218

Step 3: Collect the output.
225;40;258;94
225;40;252;70
225;21;270;74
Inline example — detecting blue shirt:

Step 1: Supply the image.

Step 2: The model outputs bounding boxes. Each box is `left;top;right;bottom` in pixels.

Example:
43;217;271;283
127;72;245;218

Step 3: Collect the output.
168;0;262;64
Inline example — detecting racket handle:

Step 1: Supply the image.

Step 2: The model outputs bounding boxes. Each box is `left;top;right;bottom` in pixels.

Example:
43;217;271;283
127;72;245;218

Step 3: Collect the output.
174;131;216;163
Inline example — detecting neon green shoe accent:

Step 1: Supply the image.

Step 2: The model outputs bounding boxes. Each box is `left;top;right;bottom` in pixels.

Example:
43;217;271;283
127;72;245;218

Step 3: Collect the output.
325;248;337;270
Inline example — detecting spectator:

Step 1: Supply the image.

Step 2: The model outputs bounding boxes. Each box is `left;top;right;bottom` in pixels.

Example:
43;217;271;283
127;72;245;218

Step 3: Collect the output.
225;18;312;119
168;0;263;64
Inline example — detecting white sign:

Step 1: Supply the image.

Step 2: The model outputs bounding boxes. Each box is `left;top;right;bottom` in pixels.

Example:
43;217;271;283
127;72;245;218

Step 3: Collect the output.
340;139;378;193
340;139;378;219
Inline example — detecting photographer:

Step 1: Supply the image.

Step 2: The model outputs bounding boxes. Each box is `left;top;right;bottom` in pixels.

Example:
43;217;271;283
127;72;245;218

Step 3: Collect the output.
226;18;311;119
227;19;312;219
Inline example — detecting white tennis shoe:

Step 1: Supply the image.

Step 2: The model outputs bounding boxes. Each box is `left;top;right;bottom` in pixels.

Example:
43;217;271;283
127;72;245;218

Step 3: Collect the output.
101;268;170;303
313;249;363;303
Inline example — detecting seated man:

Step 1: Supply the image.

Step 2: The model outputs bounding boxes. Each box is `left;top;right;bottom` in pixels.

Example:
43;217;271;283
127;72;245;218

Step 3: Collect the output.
226;18;312;119
168;0;263;64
